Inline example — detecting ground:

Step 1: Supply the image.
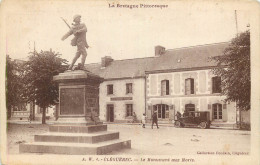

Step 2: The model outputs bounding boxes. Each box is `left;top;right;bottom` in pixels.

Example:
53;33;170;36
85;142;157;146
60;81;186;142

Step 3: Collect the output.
6;123;250;155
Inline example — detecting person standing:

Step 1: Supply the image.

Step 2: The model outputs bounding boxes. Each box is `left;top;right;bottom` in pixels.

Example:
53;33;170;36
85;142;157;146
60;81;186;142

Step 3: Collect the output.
132;112;137;123
61;14;89;70
142;113;146;128
152;112;159;129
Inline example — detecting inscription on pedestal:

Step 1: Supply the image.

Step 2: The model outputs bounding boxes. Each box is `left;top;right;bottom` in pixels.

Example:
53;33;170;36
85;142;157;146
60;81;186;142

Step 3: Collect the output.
60;88;84;115
54;70;104;123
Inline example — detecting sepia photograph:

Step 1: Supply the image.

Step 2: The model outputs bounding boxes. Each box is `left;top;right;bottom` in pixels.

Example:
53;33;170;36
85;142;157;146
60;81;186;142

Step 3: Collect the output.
0;0;259;164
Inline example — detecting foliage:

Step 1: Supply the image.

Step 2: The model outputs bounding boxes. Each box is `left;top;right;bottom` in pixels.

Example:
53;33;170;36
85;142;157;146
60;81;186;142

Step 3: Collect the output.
6;55;24;119
211;30;250;110
23;50;67;123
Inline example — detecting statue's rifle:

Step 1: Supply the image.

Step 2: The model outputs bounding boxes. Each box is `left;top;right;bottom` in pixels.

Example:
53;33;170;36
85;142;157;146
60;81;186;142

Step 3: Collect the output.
61;17;71;29
61;17;73;41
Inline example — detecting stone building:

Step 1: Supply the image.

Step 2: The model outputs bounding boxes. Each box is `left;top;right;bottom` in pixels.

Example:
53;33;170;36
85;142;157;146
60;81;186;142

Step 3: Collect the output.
10;102;55;121
85;56;153;122
85;42;239;126
145;43;237;125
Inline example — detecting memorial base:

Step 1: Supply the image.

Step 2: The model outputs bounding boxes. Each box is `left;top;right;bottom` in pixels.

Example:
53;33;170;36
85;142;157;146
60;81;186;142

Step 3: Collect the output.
53;70;104;124
54;117;103;125
19;124;131;155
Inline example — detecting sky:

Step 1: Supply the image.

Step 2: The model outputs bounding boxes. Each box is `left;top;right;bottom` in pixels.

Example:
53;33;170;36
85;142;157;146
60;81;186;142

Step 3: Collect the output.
4;1;251;64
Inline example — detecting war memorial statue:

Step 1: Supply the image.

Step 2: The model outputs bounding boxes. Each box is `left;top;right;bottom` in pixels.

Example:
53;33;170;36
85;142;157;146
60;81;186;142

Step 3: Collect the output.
61;14;89;70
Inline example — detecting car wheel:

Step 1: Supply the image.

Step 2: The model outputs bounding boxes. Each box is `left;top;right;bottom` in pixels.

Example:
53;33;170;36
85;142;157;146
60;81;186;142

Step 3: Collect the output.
174;121;181;128
199;121;207;129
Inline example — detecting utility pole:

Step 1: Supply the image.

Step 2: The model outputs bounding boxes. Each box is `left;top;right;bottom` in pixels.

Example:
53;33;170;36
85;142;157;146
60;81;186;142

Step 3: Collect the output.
32;41;36;120
34;41;36;54
234;10;242;129
235;10;238;36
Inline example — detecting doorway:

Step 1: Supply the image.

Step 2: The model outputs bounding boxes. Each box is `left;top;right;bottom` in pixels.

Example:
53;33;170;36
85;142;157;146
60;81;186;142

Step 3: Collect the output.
106;104;114;122
212;103;222;121
153;104;169;119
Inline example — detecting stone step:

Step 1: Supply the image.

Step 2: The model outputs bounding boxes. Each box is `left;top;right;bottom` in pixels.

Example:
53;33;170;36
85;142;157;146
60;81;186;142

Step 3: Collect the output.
49;124;107;133
35;131;119;143
211;123;236;128
19;139;131;155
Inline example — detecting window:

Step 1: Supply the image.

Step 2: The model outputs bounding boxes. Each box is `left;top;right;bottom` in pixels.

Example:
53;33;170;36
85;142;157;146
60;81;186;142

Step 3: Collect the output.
107;84;113;95
161;80;170;96
212;77;221;93
185;78;194;95
126;104;133;117
153;104;169;119
126;83;133;94
213;103;222;120
13;103;27;111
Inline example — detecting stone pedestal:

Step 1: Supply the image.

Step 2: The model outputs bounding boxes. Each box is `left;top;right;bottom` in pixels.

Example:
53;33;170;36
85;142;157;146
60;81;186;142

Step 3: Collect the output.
19;70;131;155
20;125;131;155
53;70;104;125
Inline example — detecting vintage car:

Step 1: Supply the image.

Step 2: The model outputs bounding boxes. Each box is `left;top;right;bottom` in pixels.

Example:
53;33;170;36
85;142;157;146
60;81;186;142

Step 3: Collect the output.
174;111;211;129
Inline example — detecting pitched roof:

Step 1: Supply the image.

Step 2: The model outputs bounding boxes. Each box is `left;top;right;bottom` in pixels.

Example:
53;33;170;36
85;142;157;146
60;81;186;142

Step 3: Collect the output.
146;42;229;72
85;57;155;79
85;42;229;79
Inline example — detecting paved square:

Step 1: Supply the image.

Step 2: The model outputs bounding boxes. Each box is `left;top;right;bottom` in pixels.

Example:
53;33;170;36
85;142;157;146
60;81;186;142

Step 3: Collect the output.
7;123;250;155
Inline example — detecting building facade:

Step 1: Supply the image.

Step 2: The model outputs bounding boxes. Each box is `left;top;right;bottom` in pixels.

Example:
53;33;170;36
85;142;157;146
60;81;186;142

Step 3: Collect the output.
10;102;55;121
145;69;237;124
99;78;145;122
84;42;239;125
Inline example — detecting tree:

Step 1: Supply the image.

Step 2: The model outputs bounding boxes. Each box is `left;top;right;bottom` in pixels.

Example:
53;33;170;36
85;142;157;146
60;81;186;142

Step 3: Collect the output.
6;55;24;119
211;30;250;111
23;50;67;124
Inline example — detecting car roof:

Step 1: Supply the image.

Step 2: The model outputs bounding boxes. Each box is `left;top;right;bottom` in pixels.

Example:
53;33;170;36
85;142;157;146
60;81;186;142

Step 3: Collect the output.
191;111;209;113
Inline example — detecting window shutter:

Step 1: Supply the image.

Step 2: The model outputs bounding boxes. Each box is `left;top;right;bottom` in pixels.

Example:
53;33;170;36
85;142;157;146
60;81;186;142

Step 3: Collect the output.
185;79;190;95
212;77;216;93
126;104;129;117
222;104;228;122
212;77;221;93
161;80;166;95
217;77;221;93
191;79;194;94
166;80;169;95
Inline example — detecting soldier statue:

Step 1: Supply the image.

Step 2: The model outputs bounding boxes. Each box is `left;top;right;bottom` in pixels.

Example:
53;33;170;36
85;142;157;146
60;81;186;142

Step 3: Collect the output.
61;15;89;70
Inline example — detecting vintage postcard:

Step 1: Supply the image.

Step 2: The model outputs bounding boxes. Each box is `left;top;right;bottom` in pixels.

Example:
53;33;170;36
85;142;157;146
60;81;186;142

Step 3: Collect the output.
0;0;259;164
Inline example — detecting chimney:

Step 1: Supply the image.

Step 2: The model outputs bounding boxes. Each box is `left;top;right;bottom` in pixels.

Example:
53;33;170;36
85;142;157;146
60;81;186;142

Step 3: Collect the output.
155;45;165;56
101;56;113;67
